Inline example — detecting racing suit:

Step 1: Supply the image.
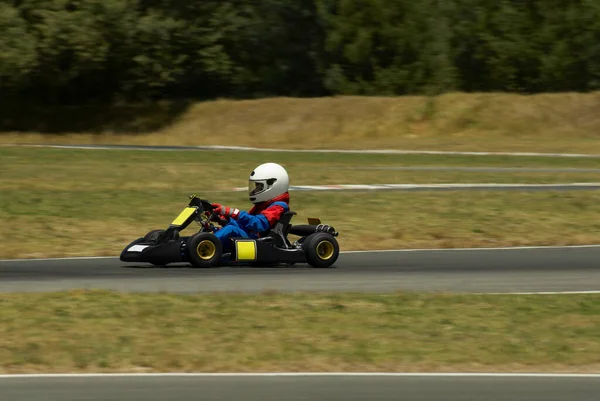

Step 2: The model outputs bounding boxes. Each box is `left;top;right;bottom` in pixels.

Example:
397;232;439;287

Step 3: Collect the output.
213;192;290;250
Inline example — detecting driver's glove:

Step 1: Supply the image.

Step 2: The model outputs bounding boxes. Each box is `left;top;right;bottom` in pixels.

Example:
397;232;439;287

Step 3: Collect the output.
212;203;240;219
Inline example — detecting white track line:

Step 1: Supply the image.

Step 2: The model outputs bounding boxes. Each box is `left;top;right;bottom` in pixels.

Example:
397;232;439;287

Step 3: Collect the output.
2;372;600;378
482;291;600;295
0;256;116;262
342;244;600;253
232;183;600;191
5;143;600;158
2;244;600;262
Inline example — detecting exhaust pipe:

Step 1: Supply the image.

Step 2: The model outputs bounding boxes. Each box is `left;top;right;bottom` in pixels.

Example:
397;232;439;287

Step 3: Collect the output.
288;224;338;237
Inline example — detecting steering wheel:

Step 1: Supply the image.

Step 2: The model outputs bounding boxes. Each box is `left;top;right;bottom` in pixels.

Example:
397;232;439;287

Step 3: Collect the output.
188;195;230;229
198;199;230;227
210;213;229;227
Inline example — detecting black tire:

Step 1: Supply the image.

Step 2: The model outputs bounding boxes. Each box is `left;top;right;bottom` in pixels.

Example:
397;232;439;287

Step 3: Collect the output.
187;232;222;268
302;233;339;268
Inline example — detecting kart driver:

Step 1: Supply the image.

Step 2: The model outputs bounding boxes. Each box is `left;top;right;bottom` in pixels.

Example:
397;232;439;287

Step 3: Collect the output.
210;162;290;250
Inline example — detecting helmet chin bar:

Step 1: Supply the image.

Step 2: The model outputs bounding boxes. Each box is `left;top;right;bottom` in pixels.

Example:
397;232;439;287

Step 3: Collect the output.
249;180;276;203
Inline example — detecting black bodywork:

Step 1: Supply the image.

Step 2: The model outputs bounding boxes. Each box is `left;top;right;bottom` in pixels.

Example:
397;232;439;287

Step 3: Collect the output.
120;194;340;267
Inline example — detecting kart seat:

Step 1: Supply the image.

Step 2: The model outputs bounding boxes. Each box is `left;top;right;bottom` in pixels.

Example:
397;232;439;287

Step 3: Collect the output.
261;211;296;248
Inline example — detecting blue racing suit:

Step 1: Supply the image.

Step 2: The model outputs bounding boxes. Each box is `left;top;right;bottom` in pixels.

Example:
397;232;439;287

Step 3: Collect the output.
213;193;290;251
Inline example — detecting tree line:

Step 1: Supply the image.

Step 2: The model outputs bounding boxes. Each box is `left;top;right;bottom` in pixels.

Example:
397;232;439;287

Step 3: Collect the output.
2;0;599;104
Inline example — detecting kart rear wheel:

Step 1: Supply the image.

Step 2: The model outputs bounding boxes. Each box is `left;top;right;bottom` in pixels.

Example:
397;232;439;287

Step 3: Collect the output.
303;233;339;268
187;232;222;268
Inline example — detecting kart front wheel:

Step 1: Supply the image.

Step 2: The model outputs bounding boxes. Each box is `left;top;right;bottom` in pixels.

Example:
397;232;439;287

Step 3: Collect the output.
303;233;339;268
187;232;222;268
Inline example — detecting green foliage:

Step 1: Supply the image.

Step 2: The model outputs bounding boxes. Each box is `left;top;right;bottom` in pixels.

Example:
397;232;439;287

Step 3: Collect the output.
2;0;600;104
317;0;457;95
0;3;38;88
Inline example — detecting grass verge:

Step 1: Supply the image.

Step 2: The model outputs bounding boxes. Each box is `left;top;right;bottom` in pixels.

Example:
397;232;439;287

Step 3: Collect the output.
3;188;600;258
2;147;600;258
2;92;600;154
3;147;600;191
1;290;600;374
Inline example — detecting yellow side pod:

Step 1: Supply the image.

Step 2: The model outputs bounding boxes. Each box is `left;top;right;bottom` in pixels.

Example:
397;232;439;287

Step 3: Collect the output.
236;240;257;261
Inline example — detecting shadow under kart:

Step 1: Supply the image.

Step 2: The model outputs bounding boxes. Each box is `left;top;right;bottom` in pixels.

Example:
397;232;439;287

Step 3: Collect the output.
120;194;340;268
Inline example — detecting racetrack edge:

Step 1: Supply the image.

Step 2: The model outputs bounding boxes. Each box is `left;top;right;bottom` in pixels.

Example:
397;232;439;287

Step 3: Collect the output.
5;143;600;158
2;244;600;262
2;372;600;378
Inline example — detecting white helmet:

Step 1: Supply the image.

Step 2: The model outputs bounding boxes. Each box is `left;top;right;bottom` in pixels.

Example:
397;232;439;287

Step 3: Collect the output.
248;162;289;204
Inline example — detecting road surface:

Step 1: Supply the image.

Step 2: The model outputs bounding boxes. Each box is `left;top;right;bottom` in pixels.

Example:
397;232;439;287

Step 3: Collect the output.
2;373;600;401
2;246;599;294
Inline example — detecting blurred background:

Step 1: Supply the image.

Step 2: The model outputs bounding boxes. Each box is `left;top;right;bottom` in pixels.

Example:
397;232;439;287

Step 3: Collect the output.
2;2;600;400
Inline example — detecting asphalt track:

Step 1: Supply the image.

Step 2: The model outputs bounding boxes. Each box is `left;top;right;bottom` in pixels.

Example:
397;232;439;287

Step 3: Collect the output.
9;144;600;172
327;165;600;173
2;246;600;294
7;143;600;158
3;248;600;401
2;373;600;401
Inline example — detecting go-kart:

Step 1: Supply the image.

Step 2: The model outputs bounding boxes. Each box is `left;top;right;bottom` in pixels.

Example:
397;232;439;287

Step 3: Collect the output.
120;194;340;268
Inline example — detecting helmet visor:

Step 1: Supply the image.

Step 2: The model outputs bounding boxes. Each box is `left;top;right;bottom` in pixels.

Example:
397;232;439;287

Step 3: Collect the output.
249;180;266;196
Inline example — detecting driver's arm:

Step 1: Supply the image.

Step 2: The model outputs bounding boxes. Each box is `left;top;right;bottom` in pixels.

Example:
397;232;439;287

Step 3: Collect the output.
213;203;286;232
212;203;270;232
237;204;286;232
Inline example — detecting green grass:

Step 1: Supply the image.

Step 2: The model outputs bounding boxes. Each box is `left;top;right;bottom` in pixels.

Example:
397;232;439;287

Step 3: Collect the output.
2;147;600;258
2;290;600;374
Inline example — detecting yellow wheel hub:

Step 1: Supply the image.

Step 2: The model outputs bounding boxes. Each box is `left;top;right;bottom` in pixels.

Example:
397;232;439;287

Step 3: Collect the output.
196;239;216;260
316;240;335;260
